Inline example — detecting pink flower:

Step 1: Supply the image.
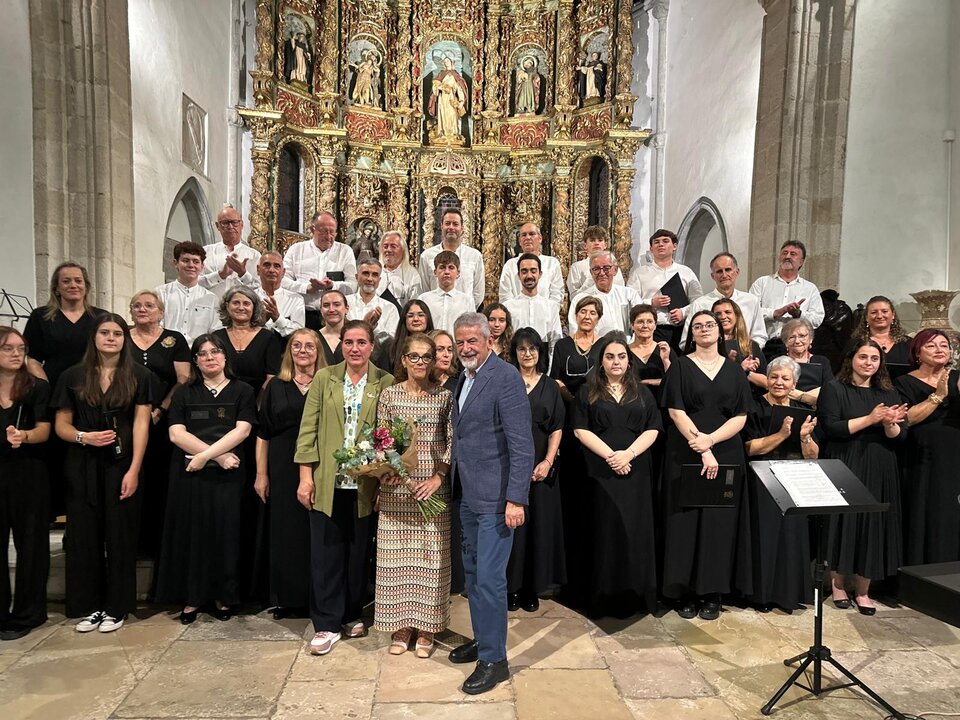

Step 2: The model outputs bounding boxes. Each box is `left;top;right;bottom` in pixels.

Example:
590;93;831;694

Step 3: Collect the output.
381;436;395;450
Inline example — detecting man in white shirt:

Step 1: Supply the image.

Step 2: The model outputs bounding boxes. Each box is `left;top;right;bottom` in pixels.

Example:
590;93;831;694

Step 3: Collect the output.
156;241;222;346
681;252;767;347
498;223;565;305
346;257;400;346
283;211;358;329
377;230;422;308
418;208;485;308
628;229;704;350
567;251;642;337
748;240;825;357
504;254;563;355
256;251;305;339
418;250;476;334
565;225;624;297
199;204;262;299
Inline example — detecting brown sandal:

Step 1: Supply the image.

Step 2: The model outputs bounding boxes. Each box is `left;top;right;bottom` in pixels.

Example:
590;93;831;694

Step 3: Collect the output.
389;628;414;655
415;631;434;658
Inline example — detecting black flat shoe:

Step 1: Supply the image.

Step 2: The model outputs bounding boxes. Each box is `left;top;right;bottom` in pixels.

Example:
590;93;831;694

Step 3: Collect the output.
677;599;698;620
507;593;520;612
853;598;876;616
521;595;540;613
213;606;233;622
462;659;509;695
449;639;479;664
832;596;851;610
699;596;722;621
0;627;32;641
179;609;198;625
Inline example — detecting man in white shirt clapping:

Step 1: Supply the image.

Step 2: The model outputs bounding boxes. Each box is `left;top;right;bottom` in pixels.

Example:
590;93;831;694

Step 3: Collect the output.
199;204;262;300
256;251;305;340
346;257;400;346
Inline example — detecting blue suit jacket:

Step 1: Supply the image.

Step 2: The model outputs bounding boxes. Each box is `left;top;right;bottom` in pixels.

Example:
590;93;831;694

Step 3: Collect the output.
451;353;535;514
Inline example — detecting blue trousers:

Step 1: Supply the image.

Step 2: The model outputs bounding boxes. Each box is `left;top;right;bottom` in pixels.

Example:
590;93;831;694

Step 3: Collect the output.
460;502;514;663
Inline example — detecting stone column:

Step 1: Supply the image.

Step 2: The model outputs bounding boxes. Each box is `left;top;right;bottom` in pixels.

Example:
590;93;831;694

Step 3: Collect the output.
649;0;668;228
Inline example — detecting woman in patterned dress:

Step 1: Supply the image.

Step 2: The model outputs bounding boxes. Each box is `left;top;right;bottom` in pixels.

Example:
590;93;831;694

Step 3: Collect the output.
374;333;453;659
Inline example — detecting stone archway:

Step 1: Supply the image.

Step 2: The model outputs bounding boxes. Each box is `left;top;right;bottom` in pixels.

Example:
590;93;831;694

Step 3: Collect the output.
161;178;215;282
677;197;728;280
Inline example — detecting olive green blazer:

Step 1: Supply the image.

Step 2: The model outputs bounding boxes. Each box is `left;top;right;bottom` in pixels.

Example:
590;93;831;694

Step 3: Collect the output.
294;362;394;517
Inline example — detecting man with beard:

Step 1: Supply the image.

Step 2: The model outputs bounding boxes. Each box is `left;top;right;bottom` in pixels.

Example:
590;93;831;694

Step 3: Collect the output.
377;231;422;307
447;313;533;695
498;223;564;305
503;254;562;356
418;209;485;308
345;257;399;346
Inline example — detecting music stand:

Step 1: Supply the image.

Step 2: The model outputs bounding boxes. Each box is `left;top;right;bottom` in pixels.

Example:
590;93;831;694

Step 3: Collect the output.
750;459;905;719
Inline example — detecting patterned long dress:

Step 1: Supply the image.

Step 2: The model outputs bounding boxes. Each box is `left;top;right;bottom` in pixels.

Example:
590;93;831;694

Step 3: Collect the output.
373;384;453;633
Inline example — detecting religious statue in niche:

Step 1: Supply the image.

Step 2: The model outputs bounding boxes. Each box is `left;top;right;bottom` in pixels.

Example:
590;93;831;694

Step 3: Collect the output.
349;219;381;260
423;44;472;146
348;39;384;109
577;51;608;106
511;52;546;116
284;30;313;89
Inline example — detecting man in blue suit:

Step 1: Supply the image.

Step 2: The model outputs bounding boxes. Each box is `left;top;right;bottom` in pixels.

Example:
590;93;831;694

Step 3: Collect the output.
448;312;534;694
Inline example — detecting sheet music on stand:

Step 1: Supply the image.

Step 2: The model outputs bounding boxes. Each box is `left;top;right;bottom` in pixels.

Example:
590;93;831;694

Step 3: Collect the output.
769;461;848;508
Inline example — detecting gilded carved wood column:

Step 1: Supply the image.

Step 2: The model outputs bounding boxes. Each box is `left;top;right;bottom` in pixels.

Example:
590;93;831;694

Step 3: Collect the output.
552;164;573;319
612;169;634;281
481;155;505;306
612;0;637;127
553;0;577;139
243;114;282;252
394;0;413;109
483;4;502;113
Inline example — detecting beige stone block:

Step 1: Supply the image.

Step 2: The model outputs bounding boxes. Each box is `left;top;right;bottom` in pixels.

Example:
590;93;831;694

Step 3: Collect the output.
274;680;375;720
376;649;512;703
513;668;632;720
113;640;298;717
625;697;738;720
507;617;604;670
178;613;307;642
288;635;381;681
374;702;517;720
0;619;61;656
837;649;960;714
596;639;713;699
763;607;917;654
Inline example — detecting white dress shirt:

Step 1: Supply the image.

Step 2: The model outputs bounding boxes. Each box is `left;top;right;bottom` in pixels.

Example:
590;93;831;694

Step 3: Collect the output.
498;255;565;305
566;258;624;298
377;264;422;306
199;242;262;299
418;243;485;308
418;287;476;334
156;281;222;346
256;286;305;338
628;261;704;326
346;293;401;345
567;285;643;337
748;273;825;340
681;288;767;348
282;240;358;310
504;293;563;355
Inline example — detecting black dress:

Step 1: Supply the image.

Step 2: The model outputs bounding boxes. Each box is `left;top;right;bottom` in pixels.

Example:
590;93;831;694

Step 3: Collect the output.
573;383;662;613
660;357;753;600
796;354;835;393
214;328;282;395
728;339;767;398
549;336;601;606
507;375;566;596
52;364;153;619
629;345;676;402
818;381;905;579
896;371;960;565
0;380;51;631
258;379;311;609
133;329;190;560
157;381;258;608
743;398;817;609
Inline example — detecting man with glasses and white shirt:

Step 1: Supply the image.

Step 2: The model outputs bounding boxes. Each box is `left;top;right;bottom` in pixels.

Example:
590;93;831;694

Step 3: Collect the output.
565;225;624;298
567;251;642;337
199;205;262;299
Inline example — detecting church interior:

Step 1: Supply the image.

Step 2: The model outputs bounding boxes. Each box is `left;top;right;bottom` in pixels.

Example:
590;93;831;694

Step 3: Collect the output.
2;1;960;719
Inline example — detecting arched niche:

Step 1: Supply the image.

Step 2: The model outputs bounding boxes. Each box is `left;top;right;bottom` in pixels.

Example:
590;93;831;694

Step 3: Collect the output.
572;154;611;257
274;140;317;254
677;197;728;281
162;178;214;282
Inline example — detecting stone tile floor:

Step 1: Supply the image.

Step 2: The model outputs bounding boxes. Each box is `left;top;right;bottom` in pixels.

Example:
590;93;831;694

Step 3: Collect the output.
2;594;959;720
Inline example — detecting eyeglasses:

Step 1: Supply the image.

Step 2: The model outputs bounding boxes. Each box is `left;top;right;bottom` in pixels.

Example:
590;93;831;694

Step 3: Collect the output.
590;265;616;275
196;348;225;359
516;347;538;355
0;344;26;356
291;343;317;353
404;353;434;364
131;303;158;311
786;333;810;341
218;220;242;228
691;322;718;332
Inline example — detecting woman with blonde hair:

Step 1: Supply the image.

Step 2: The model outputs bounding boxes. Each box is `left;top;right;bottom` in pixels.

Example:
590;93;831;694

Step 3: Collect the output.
428;329;460;391
711;298;767;393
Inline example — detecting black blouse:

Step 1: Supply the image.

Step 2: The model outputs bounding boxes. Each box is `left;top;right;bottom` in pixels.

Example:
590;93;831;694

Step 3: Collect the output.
132;329;190;404
23;307;105;388
257;380;307;441
550;336;601;395
214;328;282;394
0;379;51;459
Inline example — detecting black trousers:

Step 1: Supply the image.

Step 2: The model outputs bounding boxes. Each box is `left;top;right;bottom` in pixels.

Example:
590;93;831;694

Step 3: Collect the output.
308;489;372;633
0;457;50;629
64;451;141;619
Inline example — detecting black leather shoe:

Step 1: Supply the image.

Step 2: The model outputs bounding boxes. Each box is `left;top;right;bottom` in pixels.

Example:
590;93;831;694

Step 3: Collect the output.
179;609;198;625
677;599;698;619
832;595;852;610
699;600;721;621
853;598;877;616
521;595;540;613
449;640;479;664
213;606;233;622
0;627;32;641
507;593;520;611
271;606;288;620
462;659;509;695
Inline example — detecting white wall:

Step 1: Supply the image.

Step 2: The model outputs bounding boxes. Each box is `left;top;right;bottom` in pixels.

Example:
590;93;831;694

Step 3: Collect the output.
841;0;959;327
659;0;764;288
0;1;36;322
129;0;240;292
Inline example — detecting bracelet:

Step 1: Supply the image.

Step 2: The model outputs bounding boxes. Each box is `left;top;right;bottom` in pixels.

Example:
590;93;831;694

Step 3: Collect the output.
928;393;944;405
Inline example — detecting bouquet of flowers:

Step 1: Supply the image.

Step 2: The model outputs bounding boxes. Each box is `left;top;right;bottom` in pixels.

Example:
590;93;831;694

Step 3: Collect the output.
333;416;446;519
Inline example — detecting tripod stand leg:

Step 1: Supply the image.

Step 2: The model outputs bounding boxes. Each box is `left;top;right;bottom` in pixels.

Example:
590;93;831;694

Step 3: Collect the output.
761;654;814;716
824;656;905;720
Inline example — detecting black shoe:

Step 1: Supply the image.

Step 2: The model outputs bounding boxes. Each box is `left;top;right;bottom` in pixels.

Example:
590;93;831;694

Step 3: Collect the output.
677;599;698;619
507;593;520;612
449;640;479;664
179;609;198;625
213;606;233;622
832;595;851;610
521;595;540;613
0;627;32;641
699;599;722;621
462;659;509;695
853;598;877;616
271;607;288;620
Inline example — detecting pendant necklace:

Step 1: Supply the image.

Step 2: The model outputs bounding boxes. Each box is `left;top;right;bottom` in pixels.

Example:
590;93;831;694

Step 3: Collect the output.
205;378;228;397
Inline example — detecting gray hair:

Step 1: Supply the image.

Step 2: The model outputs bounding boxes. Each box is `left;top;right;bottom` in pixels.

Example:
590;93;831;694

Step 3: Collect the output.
767;355;801;381
219;285;266;327
130;289;164;313
588;250;615;267
357;256;382;271
454;312;491;340
780;317;814;343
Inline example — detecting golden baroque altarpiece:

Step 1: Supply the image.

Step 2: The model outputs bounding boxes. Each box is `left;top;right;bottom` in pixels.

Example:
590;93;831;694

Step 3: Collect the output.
240;0;649;303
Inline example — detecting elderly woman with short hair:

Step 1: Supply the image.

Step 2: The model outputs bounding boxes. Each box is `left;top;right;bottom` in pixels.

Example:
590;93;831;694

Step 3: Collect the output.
780;317;834;407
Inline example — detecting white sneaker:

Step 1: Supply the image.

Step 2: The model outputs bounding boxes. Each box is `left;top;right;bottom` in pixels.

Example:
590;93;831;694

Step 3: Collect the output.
76;611;105;633
98;615;125;633
309;631;340;656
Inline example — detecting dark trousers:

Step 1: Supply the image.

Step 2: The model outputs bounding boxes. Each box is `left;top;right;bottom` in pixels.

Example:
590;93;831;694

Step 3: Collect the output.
65;453;141;619
308;489;372;633
460;501;514;663
0;458;49;629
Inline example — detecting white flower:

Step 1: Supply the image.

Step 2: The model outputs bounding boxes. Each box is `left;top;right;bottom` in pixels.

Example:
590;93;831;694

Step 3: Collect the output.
358;440;373;451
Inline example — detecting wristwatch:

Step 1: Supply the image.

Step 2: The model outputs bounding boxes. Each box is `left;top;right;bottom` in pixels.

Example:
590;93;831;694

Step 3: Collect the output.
75;431;85;445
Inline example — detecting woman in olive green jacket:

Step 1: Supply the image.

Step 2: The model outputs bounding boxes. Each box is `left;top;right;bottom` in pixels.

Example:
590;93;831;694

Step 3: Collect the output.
295;320;394;656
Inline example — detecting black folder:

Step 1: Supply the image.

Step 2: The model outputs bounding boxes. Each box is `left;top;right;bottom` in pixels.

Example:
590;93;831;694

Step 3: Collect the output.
797;362;823;392
326;271;345;282
659;273;689;310
885;362;911;381
379;287;402;314
767;404;815;443
680;463;741;507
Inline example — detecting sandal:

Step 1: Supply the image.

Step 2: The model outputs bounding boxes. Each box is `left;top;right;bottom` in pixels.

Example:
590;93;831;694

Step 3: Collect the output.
389;628;414;655
415;631;434;658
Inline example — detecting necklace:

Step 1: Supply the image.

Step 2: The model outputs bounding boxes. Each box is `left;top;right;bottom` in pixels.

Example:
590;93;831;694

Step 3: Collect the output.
573;333;595;357
204;378;228;396
693;354;724;372
293;374;314;394
522;373;540;390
